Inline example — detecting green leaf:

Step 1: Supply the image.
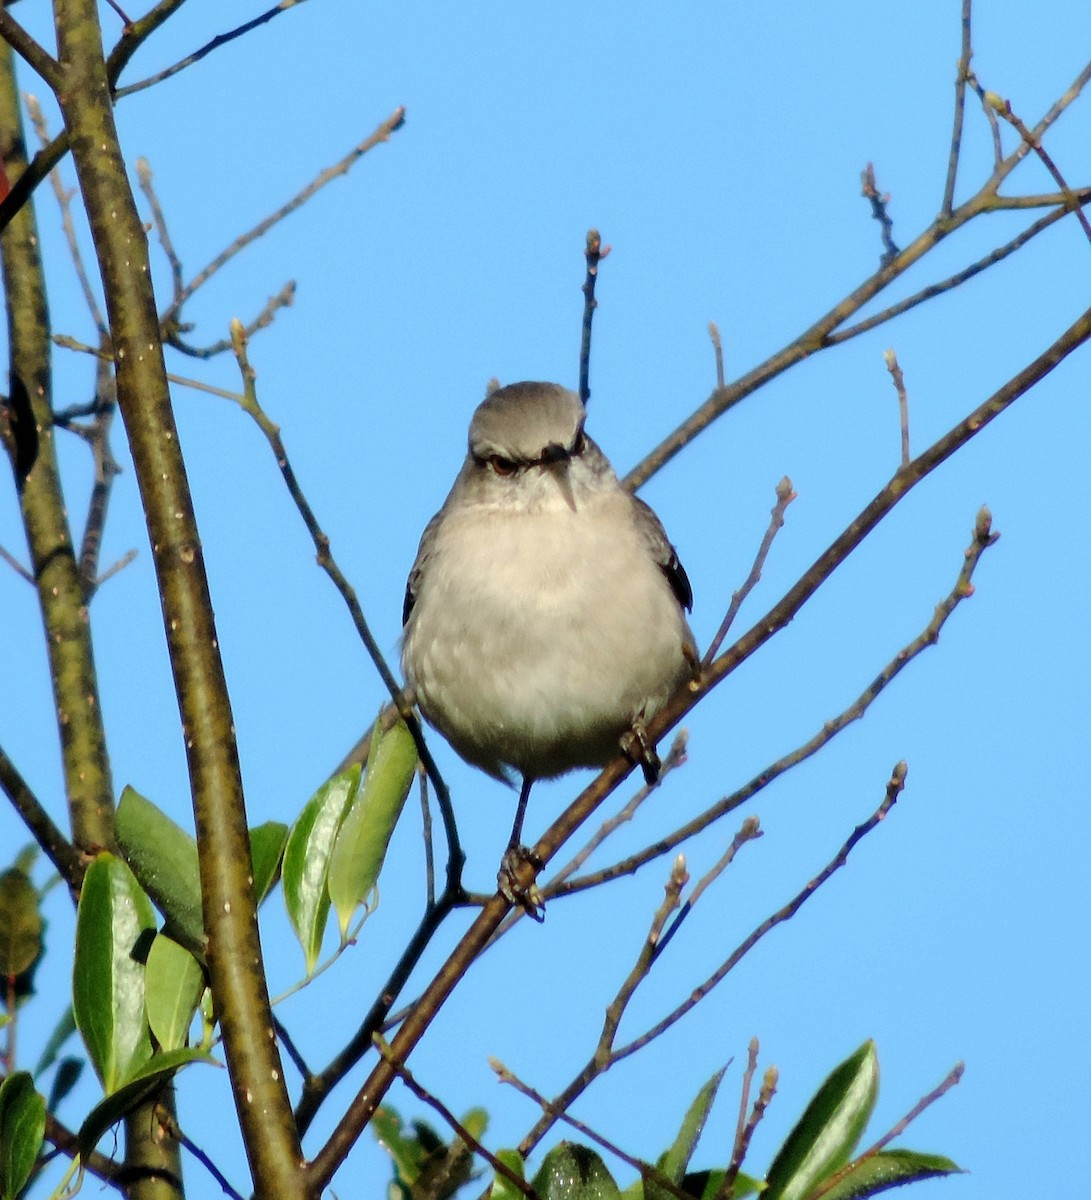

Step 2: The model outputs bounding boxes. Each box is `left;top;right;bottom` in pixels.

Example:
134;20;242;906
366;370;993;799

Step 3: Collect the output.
73;853;157;1094
116;786;205;955
78;1047;219;1156
145;933;205;1050
656;1065;728;1189
372;1103;423;1186
328;718;417;937
0;1071;45;1200
764;1041;879;1200
817;1150;963;1200
45;1058;84;1114
282;764;360;973
0;867;43;980
490;1150;528;1200
533;1143;622;1200
647;1168;762;1200
13;845;38;876
34;1006;77;1078
249;820;289;905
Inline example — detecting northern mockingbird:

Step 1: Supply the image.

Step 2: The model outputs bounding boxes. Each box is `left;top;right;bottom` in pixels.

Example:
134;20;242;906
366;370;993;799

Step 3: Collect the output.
402;381;697;907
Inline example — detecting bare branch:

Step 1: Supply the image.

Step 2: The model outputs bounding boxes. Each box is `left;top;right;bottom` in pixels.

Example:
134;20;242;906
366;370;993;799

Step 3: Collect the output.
561;504;999;896
0;741;85;891
708;321;725;389
826;204;1080;346
165;108;405;325
718;1063;778;1200
493;1058;697;1200
0;13;61;88
610;762;910;1065
988;90;1091;245
883;349;911;469
861;163;899;266
652;817;762;962
703;476;795;667
0;543;33;583
579;229;609;406
114;2;310;99
941;0;974;216
378;1039;538;1200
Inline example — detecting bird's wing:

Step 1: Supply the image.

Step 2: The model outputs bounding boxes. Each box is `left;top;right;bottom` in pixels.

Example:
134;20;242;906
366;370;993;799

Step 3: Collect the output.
631;496;693;613
402;509;445;626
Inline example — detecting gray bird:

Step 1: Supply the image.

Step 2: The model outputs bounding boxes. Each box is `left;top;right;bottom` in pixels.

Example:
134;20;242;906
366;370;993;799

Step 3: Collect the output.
401;381;697;904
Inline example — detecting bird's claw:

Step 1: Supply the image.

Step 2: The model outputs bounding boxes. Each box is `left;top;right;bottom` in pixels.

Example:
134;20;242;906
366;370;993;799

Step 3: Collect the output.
499;844;546;922
620;718;661;784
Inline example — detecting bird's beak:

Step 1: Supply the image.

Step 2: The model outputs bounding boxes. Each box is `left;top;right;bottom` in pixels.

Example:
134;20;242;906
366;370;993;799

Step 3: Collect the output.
541;443;577;511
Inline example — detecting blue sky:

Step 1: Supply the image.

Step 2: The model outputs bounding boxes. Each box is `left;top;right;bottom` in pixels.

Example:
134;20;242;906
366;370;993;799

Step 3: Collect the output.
2;2;1089;1196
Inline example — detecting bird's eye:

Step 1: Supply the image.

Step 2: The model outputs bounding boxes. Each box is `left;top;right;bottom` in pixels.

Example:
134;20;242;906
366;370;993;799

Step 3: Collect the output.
489;455;517;476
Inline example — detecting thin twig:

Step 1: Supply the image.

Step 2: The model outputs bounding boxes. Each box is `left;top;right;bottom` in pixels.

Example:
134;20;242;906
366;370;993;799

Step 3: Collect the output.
227;323;461;881
827;204;1079;346
652;816;762;963
610;761;909;1066
375;1038;537;1199
988;91;1091;245
941;0;974;216
809;1062;965;1200
703;476;795;667
731;1039;760;1171
883;349;911;468
136;156;184;302
0;12;61;88
578;229;608;406
273;1017;311;1082
157;1108;245;1200
165;108;405;326
94;547;138;589
494;1059;697;1200
24;94;106;333
420;769;436;908
559;506;999;897
518;856;690;1155
0;543;33;583
718;1066;777;1200
114;2;310;99
861;163;899;265
709;322;725;389
0;743;84;891
170;282;297;359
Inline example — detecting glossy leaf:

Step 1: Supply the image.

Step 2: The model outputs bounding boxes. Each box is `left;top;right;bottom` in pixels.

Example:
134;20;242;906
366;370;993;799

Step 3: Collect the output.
533;1143;622;1200
764;1041;879;1200
249;820;289;905
0;867;42;980
818;1150;963;1200
282;764;360;973
656;1065;727;1189
116;786;204;955
328;718;417;937
78;1047;219;1155
73;853;157;1093
0;1071;45;1200
145;933;205;1050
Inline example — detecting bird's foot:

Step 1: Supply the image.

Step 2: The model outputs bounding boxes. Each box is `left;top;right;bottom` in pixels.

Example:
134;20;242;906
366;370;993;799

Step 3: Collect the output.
620;718;661;784
498;843;546;922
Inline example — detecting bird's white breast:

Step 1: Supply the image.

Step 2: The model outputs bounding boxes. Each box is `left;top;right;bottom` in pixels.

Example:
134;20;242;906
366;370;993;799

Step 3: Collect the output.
402;486;693;780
